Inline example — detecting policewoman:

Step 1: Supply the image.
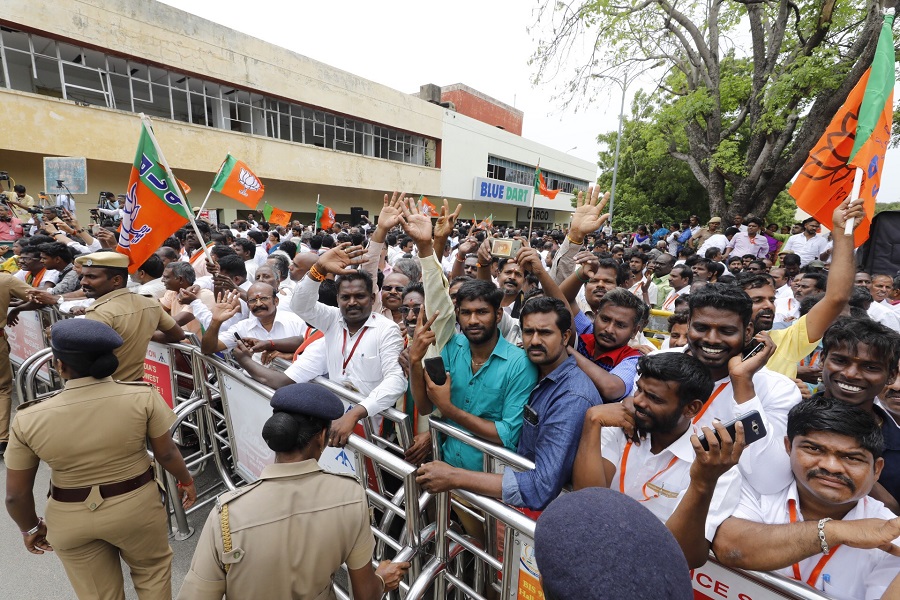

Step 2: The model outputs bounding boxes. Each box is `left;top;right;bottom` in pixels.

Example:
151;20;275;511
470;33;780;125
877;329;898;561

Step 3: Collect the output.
177;383;409;600
4;319;196;600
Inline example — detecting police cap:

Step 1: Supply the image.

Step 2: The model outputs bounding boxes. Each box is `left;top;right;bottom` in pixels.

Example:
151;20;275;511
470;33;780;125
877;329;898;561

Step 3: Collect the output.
534;487;692;600
51;319;123;354
270;383;344;421
75;251;130;269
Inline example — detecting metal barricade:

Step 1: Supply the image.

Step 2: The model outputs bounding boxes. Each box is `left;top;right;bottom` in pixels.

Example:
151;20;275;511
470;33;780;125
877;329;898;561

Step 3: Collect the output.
9;307;62;399
187;351;429;596
644;308;674;348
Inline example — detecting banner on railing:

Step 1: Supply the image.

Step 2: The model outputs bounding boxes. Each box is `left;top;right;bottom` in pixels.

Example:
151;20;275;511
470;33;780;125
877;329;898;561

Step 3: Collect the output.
7;311;50;381
516;538;545;600
692;560;790;600
144;342;176;408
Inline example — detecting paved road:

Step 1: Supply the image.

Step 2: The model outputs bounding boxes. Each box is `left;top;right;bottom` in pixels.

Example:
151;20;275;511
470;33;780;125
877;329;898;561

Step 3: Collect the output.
0;458;214;599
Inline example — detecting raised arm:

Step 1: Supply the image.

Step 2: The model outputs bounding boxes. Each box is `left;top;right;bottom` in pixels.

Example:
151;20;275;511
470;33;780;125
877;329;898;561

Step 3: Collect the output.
549;187;609;284
571;404;634;490
804;197;865;342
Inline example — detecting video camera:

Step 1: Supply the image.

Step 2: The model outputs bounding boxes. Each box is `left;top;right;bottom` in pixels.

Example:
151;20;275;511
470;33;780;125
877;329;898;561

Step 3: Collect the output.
91;191;120;228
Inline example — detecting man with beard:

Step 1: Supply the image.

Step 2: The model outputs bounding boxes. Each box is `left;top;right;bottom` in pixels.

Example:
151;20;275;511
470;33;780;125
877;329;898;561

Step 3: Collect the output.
571;288;646;402
782;217;829;267
737;200;857;381
794;272;826;300
713;397;900;600
78;252;184;381
494;258;525;317
815;317;900;511
236;245;405;448
200;283;306;358
572;352;747;568
877;361;900;508
410;279;536;474
415;298;599;512
679;284;801;494
560;255;621;324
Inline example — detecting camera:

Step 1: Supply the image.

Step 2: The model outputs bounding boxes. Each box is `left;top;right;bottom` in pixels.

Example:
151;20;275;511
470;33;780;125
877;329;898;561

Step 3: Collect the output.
0;172;9;182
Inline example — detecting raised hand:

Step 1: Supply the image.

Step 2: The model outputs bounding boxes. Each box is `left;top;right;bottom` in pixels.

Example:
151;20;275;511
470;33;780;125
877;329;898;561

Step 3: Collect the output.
397;199;435;244
728;331;776;381
315;243;366;276
377;191;406;232
409;308;439;363
434;199;462;239
689;420;745;491
832;196;865;234
211;290;241;323
514;246;544;274
570;186;611;241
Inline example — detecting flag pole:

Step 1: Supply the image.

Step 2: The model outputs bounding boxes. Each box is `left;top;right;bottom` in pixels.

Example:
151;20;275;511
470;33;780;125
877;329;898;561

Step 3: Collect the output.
196;151;229;214
140;114;213;265
529;160;539;238
844;168;863;236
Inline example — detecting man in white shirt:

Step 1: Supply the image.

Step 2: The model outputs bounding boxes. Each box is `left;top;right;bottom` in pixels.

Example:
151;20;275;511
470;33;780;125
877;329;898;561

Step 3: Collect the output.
232;238;258;282
131;254;166;300
677;283;802;494
713;396;900;600
781;217;829;267
235;246;406;447
697;226;737;257
199;283;305;358
854;271;900;332
572;352;745;568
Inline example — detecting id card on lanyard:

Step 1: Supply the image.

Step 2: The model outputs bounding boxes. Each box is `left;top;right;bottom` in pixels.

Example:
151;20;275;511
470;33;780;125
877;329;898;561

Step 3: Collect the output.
342;327;369;375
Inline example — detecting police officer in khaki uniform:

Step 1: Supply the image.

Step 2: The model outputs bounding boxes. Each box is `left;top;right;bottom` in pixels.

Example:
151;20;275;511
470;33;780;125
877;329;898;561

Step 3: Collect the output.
0;269;34;453
76;251;185;381
177;383;410;600
4;319;197;600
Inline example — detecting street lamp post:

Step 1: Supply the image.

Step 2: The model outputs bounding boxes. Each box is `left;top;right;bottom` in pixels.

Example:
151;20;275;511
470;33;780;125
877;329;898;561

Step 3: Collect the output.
608;72;630;227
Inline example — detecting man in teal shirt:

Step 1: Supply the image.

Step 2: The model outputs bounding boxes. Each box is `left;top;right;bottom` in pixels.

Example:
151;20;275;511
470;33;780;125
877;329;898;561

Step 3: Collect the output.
410;280;537;472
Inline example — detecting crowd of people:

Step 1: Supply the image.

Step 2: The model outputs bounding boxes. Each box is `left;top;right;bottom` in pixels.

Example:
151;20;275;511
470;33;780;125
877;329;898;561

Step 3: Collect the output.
2;183;900;599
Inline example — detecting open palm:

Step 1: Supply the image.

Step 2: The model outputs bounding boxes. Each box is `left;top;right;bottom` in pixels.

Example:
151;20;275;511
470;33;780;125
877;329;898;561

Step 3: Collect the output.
570;186;611;239
377;192;406;231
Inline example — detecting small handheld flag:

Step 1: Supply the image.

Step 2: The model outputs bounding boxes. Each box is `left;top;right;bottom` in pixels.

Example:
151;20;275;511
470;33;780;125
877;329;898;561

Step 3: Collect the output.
534;164;560;200
211;154;265;208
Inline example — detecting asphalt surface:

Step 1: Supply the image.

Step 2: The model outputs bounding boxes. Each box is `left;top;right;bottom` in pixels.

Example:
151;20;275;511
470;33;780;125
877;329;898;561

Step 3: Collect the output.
0;442;215;599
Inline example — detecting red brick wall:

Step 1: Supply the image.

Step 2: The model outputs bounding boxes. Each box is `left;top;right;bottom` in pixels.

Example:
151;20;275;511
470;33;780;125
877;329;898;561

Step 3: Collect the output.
441;90;523;136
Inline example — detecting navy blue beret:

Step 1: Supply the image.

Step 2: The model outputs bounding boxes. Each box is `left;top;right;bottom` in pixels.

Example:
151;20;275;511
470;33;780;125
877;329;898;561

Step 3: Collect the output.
534;488;693;600
51;319;123;354
270;383;344;421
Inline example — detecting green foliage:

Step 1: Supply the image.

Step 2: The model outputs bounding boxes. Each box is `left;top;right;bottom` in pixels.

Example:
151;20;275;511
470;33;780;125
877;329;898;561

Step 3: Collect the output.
766;192;799;228
595;99;709;230
875;201;900;215
531;0;885;219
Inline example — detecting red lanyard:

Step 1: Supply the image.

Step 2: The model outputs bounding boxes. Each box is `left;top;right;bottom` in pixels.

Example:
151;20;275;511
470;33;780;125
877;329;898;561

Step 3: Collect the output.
619;441;679;501
692;382;730;424
662;291;678;310
787;499;840;587
341;327;369;375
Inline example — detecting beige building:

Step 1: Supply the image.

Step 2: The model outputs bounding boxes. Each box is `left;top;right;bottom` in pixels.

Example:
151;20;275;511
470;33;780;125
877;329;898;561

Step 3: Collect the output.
0;0;594;229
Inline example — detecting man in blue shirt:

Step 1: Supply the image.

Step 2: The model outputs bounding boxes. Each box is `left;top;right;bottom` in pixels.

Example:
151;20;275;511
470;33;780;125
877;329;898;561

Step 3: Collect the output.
416;297;600;511
409;279;537;472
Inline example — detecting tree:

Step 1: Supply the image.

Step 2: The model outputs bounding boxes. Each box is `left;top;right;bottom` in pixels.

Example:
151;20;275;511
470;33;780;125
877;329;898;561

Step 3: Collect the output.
593;91;710;230
531;0;890;220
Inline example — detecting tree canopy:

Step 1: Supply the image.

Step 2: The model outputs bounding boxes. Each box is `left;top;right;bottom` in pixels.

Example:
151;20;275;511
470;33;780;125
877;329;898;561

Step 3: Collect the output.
532;0;890;220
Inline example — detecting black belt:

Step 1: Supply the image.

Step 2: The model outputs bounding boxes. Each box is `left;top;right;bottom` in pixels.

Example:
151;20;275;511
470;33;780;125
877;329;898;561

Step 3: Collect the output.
50;467;154;503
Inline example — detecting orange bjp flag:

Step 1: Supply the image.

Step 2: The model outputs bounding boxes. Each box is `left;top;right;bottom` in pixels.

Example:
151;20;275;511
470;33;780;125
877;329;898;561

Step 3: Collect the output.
789;13;894;246
211;154;265;208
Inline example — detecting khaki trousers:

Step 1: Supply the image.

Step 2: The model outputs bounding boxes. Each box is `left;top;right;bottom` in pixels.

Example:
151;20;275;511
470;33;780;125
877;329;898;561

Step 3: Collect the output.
46;482;173;600
0;337;12;442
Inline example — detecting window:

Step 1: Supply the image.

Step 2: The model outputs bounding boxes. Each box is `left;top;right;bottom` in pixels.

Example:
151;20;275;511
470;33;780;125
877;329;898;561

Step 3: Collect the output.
0;27;436;167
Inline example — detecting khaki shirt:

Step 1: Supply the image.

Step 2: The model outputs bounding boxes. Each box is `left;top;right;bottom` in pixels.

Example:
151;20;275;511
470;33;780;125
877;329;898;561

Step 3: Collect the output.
690;227;717;249
3;192;34;220
5;378;175;489
0;271;34;327
85;288;177;381
178;460;374;600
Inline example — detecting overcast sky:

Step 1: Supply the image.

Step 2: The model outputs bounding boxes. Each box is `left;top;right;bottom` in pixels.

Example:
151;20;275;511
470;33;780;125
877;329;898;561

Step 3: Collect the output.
159;0;900;205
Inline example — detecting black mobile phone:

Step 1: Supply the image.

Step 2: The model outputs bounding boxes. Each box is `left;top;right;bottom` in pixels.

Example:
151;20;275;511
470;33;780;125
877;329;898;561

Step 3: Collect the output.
742;342;765;361
423;356;447;386
697;410;767;451
233;332;243;342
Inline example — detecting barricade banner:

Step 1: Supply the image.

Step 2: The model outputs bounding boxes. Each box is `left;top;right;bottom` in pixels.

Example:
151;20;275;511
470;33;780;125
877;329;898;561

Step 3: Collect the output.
692;560;791;600
516;537;544;600
7;311;50;380
218;371;358;482
144;342;176;408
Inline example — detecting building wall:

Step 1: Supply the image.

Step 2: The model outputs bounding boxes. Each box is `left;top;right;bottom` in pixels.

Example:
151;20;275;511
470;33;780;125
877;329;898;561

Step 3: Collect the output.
441;85;523;136
439;109;595;227
1;0;443;140
0;90;437;225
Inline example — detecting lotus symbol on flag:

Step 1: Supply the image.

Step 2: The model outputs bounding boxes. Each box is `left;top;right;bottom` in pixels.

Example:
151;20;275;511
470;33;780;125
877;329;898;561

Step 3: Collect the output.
238;168;262;197
119;182;152;249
